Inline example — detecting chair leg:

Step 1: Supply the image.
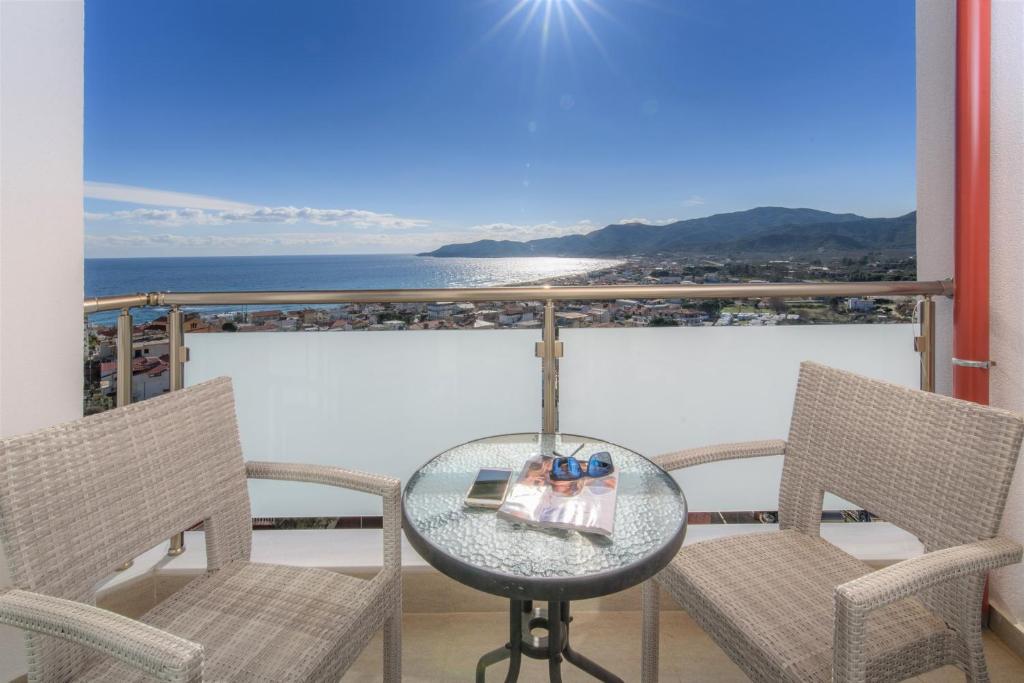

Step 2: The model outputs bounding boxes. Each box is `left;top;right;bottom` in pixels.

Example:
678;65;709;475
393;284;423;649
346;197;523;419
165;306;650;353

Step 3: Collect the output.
383;588;402;682
641;579;660;683
963;629;990;683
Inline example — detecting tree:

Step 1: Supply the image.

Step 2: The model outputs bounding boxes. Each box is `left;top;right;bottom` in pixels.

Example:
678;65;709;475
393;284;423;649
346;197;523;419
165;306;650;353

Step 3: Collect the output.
222;322;238;332
698;300;722;316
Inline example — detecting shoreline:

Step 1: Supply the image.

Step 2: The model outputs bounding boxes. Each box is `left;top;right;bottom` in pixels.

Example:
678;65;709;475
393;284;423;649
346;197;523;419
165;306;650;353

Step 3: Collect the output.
84;255;628;325
84;251;917;331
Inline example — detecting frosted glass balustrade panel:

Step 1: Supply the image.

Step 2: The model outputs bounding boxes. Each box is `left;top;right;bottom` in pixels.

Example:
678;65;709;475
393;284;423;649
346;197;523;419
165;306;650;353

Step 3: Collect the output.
186;330;541;517
559;324;921;512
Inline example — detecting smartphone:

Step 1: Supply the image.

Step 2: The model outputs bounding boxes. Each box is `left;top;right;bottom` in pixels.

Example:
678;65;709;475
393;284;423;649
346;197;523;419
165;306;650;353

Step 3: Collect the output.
464;468;513;509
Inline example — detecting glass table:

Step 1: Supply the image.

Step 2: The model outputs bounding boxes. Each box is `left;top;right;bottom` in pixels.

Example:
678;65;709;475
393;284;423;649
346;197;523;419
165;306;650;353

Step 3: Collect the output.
402;433;688;682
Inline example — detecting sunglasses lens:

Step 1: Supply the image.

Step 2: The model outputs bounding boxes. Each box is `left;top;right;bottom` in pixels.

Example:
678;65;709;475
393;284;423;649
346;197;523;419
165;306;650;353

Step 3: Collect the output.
551;457;582;480
587;452;613;477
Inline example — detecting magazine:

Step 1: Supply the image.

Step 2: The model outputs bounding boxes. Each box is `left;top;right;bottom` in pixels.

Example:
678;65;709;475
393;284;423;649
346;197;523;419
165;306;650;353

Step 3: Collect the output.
497;455;618;537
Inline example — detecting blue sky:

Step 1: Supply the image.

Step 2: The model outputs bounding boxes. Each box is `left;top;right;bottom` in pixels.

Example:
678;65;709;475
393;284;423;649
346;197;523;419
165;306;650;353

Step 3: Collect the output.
85;0;916;257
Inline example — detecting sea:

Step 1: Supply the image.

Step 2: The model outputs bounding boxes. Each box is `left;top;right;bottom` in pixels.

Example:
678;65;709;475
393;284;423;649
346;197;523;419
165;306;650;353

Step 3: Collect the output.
85;254;622;324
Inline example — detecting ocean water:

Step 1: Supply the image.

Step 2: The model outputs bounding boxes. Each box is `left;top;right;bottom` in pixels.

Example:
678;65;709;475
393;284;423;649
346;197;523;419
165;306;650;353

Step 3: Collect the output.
85;254;621;324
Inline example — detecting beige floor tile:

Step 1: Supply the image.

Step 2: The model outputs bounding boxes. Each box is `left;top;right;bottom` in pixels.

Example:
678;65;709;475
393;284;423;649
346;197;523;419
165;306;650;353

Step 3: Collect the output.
345;610;1024;682
93;573;1024;681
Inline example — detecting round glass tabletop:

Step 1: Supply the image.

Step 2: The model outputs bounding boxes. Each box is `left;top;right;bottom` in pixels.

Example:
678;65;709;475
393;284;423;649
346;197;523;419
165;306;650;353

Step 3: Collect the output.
402;433;688;601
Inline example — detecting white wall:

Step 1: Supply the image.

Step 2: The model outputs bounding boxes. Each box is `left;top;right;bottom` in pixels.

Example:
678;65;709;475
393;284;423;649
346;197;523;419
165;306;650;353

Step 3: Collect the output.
988;0;1024;629
0;0;85;679
917;0;1024;629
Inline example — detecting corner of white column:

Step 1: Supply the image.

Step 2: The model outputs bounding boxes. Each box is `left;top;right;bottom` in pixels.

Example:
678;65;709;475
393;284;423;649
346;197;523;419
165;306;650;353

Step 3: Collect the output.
988;0;1024;633
0;0;85;679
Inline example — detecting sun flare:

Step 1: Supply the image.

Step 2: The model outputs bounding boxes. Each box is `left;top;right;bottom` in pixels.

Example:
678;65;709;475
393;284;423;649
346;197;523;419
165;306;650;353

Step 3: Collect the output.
484;0;611;62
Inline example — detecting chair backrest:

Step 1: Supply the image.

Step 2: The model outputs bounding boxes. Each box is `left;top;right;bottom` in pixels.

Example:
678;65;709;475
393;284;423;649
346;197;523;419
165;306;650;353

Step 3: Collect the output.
0;377;252;680
779;362;1024;552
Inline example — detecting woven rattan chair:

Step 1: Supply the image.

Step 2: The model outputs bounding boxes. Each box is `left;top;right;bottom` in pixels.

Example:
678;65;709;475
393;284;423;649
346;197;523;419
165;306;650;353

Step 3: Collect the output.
641;361;1024;683
0;377;401;682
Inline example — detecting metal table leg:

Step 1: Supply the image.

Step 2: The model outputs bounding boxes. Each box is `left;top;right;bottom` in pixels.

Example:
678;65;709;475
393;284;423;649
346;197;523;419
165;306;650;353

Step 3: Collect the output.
476;645;510;683
476;599;523;683
547;601;564;682
561;601;625;683
475;598;623;682
505;601;523;683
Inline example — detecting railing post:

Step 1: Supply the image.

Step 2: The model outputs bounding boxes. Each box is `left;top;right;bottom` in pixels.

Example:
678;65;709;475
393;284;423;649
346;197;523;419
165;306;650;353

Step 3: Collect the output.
168;306;186;392
915;296;936;393
116;308;134;408
167;306;187;557
167;533;185;557
115;309;135;570
537;299;562;434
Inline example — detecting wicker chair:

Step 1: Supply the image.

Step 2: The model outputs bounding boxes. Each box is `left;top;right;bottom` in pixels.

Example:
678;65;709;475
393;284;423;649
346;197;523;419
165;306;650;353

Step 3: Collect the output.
0;377;401;682
641;361;1024;683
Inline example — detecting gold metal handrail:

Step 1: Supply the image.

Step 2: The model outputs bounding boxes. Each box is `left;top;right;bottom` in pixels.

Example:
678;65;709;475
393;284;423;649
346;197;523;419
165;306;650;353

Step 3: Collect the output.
84;279;953;313
89;278;951;559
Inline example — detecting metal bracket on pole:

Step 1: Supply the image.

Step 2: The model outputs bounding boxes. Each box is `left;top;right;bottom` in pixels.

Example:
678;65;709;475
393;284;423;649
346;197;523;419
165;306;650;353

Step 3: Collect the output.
535;341;564;358
914;296;936;392
952;357;996;369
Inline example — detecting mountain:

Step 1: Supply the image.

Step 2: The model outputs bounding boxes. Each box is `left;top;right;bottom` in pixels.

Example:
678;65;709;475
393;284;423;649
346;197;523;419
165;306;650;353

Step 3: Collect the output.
420;207;916;258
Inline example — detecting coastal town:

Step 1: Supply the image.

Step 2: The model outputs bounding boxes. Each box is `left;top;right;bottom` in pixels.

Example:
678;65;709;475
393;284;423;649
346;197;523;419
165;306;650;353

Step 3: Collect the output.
84;253;919;413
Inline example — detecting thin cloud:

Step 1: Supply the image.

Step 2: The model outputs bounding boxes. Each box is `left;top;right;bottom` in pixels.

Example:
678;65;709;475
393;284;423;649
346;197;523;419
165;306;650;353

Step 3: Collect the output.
85;181;255;211
85;221;593;255
85;230;477;259
468;220;593;241
85;181;429;229
85;231;431;254
84;218;598;256
618;217;679;225
682;195;705;207
87;232;397;249
87;206;430;230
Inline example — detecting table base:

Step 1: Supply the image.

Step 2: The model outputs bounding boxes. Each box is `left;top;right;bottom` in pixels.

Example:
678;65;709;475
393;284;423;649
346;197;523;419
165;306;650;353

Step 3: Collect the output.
475;599;624;683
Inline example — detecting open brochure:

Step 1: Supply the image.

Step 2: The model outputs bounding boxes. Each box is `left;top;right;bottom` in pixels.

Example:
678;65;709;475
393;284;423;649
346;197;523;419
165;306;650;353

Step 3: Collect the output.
497;455;617;537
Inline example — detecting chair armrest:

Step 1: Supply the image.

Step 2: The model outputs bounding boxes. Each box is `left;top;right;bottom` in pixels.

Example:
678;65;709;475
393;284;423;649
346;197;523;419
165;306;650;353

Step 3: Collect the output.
832;537;1023;682
0;589;202;682
245;462;402;573
835;537;1022;612
652;439;786;472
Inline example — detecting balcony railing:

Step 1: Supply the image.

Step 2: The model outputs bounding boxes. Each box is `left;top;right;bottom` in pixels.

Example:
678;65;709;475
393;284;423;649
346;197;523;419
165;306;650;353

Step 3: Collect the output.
84;279;951;555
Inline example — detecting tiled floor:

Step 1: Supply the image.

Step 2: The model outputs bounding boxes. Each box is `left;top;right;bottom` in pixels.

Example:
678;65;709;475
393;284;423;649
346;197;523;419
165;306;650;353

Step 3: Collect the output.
344;610;1024;682
95;531;1024;682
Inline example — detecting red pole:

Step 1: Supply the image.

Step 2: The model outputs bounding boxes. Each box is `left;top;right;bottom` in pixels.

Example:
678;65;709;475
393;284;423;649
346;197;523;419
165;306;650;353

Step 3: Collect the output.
954;0;992;618
953;0;991;406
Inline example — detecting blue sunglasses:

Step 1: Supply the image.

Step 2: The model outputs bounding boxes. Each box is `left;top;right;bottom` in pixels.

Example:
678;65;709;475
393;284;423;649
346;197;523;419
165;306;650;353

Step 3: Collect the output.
550;451;614;481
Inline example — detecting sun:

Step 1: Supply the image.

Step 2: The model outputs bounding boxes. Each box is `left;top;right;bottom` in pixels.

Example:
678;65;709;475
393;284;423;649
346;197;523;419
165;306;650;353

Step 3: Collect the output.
483;0;612;63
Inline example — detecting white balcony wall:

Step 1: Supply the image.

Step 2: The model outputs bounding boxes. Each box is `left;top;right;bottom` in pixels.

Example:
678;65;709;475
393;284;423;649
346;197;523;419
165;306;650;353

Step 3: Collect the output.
186;330;541;517
188;324;920;517
559;324;921;512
